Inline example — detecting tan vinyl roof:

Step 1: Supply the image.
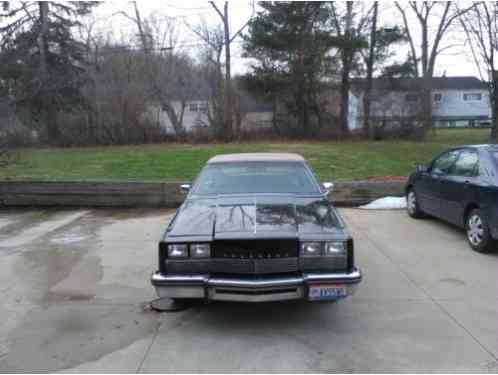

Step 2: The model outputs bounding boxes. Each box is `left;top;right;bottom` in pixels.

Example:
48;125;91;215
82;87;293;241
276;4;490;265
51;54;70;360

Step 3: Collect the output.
207;153;305;164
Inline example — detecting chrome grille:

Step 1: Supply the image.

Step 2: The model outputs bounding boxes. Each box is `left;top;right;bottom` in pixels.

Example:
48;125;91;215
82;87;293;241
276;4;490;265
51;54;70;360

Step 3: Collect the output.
213;239;298;259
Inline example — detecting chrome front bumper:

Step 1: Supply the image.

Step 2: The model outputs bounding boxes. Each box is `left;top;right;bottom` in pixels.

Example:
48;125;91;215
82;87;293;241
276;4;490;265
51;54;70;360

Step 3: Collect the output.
151;268;362;303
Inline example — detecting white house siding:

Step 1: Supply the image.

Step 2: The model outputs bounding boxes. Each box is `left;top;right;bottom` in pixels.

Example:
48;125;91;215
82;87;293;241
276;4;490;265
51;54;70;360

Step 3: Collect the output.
432;89;490;120
355;91;419;120
145;101;273;134
144;101;210;134
354;88;491;128
348;91;360;131
241;112;273;131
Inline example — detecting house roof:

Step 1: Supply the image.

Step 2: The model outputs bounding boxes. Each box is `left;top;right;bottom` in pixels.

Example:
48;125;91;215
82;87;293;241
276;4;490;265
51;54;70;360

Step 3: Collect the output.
351;76;487;91
207;153;305;164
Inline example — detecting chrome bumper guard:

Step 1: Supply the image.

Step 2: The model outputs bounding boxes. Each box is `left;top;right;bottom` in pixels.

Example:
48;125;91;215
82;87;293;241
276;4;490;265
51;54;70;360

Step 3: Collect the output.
151;268;362;302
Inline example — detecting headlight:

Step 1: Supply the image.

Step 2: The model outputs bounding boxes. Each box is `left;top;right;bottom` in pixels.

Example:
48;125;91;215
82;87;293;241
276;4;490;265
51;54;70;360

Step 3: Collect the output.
300;242;323;257
324;241;346;256
190;243;211;258
167;244;188;258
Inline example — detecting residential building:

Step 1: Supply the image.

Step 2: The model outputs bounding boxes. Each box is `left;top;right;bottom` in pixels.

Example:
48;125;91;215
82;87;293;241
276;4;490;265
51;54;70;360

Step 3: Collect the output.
351;76;491;129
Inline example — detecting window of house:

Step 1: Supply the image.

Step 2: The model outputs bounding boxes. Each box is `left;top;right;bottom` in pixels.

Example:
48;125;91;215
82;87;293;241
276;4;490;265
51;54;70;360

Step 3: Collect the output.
463;93;482;101
434;93;442;102
198;102;208;113
405;94;418;102
189;103;198;112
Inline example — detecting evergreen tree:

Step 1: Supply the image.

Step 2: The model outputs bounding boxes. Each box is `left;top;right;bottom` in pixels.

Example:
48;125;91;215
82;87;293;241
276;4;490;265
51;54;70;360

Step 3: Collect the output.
0;2;98;144
243;2;340;136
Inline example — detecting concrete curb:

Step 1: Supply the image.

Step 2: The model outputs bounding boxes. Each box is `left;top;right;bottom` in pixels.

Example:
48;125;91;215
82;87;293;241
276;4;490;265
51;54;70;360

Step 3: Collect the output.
0;180;406;208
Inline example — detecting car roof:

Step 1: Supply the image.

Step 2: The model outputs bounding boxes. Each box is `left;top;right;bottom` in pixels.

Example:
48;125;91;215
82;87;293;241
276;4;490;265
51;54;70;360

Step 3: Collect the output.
207;153;305;164
449;144;497;151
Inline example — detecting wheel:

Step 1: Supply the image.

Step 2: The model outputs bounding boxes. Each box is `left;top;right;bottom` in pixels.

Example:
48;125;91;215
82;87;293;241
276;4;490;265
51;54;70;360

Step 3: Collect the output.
406;188;424;218
466;208;496;253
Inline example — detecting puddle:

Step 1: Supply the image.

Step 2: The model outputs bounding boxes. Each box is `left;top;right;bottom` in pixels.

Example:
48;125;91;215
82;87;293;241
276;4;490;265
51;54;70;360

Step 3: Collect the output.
50;233;88;245
47;255;103;301
0;211;88;248
439;277;466;286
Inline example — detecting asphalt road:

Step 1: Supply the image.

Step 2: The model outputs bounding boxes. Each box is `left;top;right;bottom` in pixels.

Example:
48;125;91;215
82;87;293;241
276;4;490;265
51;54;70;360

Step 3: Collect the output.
0;208;497;372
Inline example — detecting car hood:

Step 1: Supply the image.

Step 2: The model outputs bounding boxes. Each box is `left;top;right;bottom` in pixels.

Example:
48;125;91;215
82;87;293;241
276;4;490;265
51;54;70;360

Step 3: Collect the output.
167;195;345;239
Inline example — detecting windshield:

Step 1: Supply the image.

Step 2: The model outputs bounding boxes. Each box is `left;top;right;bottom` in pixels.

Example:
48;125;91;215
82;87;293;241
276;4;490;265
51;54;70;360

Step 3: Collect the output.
192;162;321;195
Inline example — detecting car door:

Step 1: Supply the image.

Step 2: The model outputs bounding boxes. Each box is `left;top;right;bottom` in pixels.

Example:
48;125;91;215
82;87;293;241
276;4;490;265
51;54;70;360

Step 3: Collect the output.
417;150;459;217
439;149;479;226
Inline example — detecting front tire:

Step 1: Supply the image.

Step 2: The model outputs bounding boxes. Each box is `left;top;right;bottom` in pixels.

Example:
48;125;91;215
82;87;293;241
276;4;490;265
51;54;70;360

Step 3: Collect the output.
406;188;424;219
466;209;496;253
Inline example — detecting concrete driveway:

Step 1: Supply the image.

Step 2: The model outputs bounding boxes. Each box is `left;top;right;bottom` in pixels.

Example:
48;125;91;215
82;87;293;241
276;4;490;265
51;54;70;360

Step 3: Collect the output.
0;208;497;372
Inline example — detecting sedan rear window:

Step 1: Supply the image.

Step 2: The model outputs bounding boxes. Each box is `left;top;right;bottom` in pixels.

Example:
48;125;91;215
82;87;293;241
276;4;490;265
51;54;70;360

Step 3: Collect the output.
193;162;320;195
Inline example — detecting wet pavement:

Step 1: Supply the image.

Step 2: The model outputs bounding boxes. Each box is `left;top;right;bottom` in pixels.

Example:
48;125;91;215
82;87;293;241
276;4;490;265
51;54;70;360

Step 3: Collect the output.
0;208;497;372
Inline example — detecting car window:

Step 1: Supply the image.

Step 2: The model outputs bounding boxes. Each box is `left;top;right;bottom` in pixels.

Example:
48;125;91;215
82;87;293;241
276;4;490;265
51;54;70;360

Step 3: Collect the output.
449;150;479;177
192;161;320;195
431;151;459;175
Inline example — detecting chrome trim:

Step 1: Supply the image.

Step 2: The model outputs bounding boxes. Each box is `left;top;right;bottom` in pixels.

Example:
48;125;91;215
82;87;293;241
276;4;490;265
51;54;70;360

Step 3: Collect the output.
151;268;362;302
151;273;208;284
304;268;362;284
207;276;303;288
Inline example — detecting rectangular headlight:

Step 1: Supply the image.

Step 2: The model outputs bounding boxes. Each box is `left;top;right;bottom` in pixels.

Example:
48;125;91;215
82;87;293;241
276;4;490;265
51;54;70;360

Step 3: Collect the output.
324;241;346;256
300;242;323;257
190;243;211;258
167;244;188;258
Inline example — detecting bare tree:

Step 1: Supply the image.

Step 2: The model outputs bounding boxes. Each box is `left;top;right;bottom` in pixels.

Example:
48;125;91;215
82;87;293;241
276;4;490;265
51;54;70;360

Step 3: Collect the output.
119;2;187;137
460;3;498;140
395;2;472;141
209;1;254;141
187;20;225;137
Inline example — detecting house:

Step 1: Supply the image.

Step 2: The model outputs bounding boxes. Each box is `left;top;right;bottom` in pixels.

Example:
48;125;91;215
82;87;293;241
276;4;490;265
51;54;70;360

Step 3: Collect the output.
144;83;273;135
351;76;491;128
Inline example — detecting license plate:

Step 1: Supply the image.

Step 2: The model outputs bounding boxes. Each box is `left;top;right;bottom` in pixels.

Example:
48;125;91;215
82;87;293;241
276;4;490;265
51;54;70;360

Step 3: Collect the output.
308;284;347;301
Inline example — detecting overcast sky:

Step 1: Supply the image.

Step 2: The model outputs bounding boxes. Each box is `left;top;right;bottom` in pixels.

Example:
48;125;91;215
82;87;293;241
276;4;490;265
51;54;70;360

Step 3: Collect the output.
89;1;479;79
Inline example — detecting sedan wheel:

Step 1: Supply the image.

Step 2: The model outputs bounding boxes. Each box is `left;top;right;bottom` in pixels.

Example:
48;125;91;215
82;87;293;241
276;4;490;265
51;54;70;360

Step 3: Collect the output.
466;209;495;253
467;214;484;246
406;189;424;218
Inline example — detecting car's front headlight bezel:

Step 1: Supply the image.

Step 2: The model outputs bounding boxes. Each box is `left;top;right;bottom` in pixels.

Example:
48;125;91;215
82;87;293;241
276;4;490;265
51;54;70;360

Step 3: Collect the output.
167;243;188;258
300;241;347;257
166;243;211;258
324;241;346;256
300;241;323;257
190;243;211;258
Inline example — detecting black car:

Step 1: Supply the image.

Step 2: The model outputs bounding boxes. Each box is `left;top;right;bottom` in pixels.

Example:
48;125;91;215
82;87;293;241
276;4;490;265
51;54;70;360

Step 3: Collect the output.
406;144;498;253
151;153;361;303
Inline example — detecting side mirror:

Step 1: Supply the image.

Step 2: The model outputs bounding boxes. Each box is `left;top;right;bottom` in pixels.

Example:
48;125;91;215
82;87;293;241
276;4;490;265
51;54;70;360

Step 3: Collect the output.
416;164;428;173
322;181;334;194
180;183;191;193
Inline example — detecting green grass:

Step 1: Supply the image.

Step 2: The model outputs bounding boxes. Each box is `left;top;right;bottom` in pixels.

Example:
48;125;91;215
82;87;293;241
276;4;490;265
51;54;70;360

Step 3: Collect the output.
0;128;492;182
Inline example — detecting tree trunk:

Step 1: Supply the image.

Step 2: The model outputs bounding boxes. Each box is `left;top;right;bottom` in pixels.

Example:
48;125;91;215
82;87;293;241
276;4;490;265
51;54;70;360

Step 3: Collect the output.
492;70;498;141
222;2;233;142
38;2;60;144
340;55;351;137
363;2;378;139
416;73;432;142
339;2;353;138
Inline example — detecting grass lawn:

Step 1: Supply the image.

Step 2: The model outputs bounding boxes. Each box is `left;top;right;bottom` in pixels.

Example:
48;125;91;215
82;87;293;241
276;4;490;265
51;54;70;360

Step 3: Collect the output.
0;128;492;182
